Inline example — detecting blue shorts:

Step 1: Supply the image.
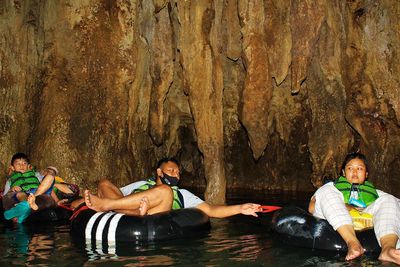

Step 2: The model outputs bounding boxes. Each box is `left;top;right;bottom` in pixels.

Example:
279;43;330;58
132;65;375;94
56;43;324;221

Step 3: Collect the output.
25;186;53;196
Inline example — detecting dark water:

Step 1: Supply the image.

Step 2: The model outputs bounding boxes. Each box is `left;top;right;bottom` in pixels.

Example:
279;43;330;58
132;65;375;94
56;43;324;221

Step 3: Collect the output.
0;193;394;266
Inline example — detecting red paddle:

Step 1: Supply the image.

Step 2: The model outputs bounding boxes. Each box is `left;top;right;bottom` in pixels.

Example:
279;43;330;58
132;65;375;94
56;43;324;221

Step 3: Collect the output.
259;205;282;213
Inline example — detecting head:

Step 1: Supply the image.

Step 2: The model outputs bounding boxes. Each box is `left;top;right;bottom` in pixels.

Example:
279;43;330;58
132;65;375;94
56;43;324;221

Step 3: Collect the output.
10;152;31;173
156;157;181;186
340;152;368;184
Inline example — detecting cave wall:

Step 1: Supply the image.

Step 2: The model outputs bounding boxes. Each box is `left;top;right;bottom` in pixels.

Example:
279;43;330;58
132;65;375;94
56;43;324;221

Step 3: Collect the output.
1;0;400;202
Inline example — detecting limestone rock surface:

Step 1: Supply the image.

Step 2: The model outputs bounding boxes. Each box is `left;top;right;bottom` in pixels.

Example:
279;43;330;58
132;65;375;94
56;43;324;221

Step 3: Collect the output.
1;0;400;202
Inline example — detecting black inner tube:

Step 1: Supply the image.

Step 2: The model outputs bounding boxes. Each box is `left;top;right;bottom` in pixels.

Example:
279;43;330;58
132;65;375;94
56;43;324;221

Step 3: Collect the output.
271;206;380;253
71;208;211;243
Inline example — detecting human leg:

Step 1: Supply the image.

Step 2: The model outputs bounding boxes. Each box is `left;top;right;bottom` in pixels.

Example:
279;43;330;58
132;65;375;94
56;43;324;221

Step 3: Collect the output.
366;193;400;264
337;225;365;260
96;179;124;199
139;196;149;216
313;183;364;260
2;191;18;210
313;183;353;229
15;192;29;202
25;173;55;210
54;183;73;194
85;184;173;215
28;194;56;211
2;191;30;210
379;234;400;264
70;179;125;211
34;174;55;196
2;191;24;210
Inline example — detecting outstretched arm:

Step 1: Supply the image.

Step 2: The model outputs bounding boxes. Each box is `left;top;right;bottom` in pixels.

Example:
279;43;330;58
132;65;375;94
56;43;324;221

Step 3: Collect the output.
196;202;261;218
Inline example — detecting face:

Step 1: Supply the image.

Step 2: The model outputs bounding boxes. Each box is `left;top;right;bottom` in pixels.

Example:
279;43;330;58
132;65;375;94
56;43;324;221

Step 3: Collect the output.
11;158;30;173
157;161;180;179
343;158;367;184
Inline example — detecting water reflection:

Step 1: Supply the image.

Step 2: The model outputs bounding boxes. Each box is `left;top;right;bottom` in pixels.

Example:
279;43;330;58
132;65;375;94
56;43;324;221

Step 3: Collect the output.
0;222;82;267
78;217;269;266
3;224;30;265
26;232;55;265
1;223;55;266
75;215;386;266
205;220;264;262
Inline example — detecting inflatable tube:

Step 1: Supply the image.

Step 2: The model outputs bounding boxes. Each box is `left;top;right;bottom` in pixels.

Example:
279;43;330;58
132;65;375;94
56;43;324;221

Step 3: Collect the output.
0;198;72;224
71;208;211;243
24;205;72;223
271;206;380;253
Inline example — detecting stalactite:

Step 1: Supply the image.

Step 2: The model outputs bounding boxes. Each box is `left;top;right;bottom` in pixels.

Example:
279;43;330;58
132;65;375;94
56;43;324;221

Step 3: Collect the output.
1;0;400;198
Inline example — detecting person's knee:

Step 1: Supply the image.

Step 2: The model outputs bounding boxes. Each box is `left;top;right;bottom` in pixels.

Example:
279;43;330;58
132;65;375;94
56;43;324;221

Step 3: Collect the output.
98;179;113;189
317;184;342;201
16;192;28;201
375;194;400;214
43;174;55;183
376;194;398;206
154;184;173;198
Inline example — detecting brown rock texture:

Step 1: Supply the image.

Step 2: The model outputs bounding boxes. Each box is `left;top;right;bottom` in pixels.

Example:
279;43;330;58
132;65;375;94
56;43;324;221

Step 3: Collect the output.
1;0;400;202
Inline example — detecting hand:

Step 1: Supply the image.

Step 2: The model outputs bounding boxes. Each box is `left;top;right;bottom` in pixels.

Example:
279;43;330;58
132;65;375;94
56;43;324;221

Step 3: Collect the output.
239;203;262;217
11;186;22;192
7;166;13;176
57;199;68;206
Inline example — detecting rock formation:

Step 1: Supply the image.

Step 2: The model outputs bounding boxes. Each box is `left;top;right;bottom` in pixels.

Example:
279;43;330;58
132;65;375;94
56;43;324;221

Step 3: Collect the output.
1;0;400;203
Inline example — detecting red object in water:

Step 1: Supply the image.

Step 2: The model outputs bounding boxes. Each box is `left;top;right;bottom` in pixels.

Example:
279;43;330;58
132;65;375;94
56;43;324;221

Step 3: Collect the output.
69;204;89;220
259;205;282;213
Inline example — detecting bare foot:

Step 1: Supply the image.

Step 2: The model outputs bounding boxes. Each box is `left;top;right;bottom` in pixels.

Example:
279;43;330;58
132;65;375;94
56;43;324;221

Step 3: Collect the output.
84;190;109;212
27;194;39;211
139;197;149;216
379;248;400;265
345;240;365;261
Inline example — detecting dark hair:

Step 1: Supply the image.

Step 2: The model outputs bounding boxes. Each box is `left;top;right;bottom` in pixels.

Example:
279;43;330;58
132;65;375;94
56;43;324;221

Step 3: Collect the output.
156;157;180;169
340;152;368;173
11;152;30;165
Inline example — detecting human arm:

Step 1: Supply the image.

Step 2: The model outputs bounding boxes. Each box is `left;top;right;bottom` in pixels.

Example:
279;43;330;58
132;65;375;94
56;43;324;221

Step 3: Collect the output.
4;173;21;193
10;186;22;192
195;202;262;218
51;190;69;205
308;196;316;214
3;178;16;194
51;190;62;204
3;180;11;195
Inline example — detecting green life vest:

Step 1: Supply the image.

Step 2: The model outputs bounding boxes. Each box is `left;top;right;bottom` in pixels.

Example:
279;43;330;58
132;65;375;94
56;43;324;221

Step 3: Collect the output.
9;170;40;192
334;176;379;206
133;178;184;210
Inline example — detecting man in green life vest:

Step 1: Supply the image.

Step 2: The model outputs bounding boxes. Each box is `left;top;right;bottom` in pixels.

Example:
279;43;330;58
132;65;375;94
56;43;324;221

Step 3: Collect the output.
81;157;262;219
2;153;56;222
